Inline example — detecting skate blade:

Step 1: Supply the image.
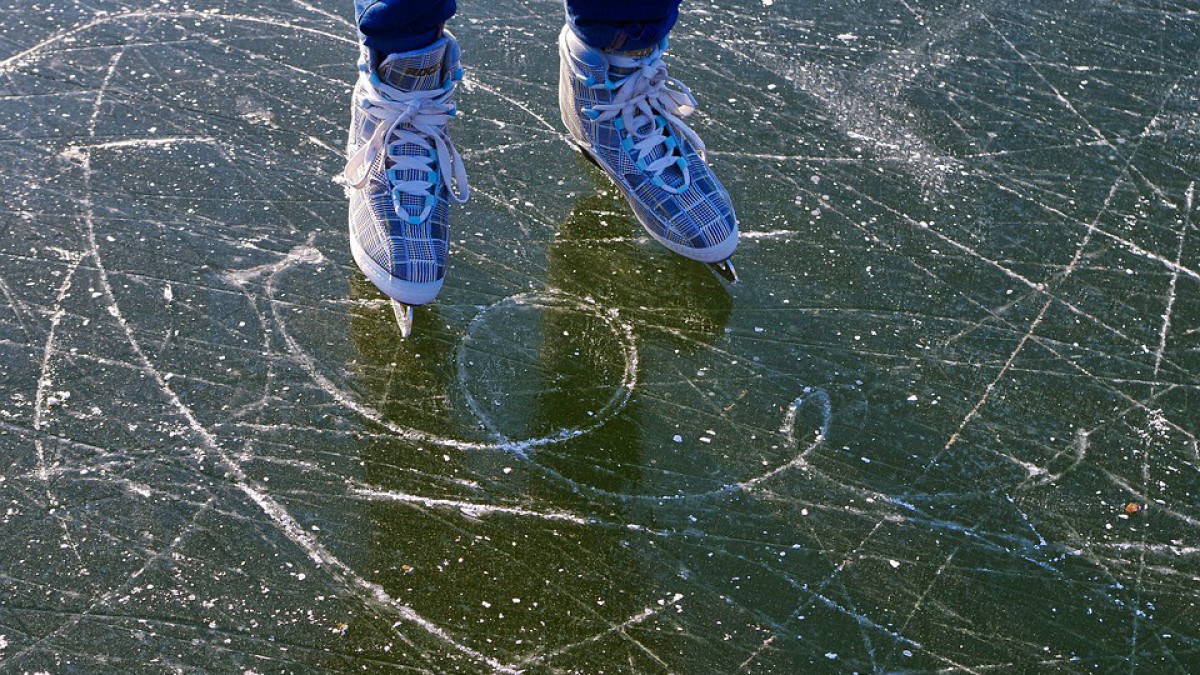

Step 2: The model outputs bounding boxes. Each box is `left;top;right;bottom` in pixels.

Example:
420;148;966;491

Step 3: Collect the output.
391;300;414;338
709;259;739;284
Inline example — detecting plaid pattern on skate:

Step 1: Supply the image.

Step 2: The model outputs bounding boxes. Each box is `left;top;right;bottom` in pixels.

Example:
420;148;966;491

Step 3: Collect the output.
348;158;449;284
346;39;458;285
561;37;737;255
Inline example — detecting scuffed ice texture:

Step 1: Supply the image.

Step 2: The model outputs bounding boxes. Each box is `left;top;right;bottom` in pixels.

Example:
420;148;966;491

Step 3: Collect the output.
0;0;1198;672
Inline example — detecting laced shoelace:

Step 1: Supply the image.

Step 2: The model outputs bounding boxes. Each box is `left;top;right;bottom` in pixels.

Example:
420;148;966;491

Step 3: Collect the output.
343;71;469;225
578;50;705;194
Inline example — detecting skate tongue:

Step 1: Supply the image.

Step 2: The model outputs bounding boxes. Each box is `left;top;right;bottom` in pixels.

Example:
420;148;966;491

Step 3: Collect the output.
378;39;450;92
606;44;659;77
374;38;456;221
608;45;655;59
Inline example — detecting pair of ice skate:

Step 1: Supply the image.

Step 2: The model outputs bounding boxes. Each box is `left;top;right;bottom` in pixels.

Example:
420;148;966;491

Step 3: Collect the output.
344;27;739;337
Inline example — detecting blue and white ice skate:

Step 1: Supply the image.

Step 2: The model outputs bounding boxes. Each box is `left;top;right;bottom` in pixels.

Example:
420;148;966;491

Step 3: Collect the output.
557;26;739;283
344;33;469;337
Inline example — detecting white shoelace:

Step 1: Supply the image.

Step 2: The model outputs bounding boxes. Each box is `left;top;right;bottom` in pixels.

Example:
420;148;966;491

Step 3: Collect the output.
582;51;706;193
344;72;469;222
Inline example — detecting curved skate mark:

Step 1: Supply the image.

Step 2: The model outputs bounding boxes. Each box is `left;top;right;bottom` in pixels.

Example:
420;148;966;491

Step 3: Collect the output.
454;291;637;454
521;387;829;504
1017;427;1089;489
733;388;833;490
227;238;327;286
77;181;522;675
0;10;354;75
781;389;833;444
11;35;519;669
268;251;838;503
268;263;639;453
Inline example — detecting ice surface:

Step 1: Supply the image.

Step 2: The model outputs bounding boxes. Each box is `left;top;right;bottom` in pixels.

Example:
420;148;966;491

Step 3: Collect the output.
0;0;1198;672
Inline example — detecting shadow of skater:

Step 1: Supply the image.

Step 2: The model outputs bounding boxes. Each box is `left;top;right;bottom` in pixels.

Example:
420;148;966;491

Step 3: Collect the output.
335;162;735;668
345;273;463;439
525;159;734;495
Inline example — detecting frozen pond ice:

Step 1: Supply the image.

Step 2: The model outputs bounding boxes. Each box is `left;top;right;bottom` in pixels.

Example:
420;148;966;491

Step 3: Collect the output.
0;0;1198;671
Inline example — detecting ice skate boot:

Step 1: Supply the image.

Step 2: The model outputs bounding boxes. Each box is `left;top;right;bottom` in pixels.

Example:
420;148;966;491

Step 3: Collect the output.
557;26;739;282
344;32;468;337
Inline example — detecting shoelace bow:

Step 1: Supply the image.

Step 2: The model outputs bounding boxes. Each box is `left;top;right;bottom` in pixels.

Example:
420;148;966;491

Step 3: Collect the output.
580;51;705;193
343;72;469;224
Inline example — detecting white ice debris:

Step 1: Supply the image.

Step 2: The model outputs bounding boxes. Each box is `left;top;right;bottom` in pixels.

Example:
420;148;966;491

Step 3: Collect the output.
1143;409;1170;441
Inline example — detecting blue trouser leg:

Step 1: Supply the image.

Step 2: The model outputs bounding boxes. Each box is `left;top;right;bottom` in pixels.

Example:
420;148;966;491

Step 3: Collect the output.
353;0;682;57
564;0;682;52
354;0;456;57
